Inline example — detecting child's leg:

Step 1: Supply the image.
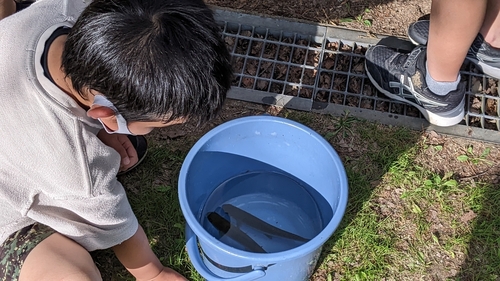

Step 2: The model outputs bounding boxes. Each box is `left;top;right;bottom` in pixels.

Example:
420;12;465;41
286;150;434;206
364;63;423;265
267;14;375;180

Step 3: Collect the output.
480;0;500;47
19;233;102;281
427;0;487;82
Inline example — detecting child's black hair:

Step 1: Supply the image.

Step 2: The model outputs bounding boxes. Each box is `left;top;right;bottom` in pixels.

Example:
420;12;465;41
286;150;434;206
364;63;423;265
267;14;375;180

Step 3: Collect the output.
62;0;232;123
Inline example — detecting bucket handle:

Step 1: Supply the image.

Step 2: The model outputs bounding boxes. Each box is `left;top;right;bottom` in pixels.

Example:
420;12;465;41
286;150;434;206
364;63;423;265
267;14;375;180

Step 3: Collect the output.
185;225;266;281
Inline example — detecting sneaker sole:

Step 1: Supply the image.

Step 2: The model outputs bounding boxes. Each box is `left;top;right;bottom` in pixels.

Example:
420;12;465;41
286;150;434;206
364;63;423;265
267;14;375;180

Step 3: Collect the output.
407;21;428;46
365;61;465;127
408;36;420;46
467;57;500;80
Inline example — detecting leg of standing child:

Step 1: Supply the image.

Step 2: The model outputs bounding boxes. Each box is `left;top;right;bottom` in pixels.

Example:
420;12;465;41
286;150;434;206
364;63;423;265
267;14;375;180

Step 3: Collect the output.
364;0;492;127
480;0;500;48
408;0;500;79
426;0;487;84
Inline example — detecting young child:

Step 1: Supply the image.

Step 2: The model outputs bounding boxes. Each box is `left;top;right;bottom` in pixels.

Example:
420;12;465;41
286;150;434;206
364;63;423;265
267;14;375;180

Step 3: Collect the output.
0;0;232;280
365;0;500;127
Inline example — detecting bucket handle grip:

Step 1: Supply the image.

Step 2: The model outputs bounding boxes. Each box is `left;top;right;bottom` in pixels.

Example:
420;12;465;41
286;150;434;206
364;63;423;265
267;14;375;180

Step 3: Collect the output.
185;225;266;281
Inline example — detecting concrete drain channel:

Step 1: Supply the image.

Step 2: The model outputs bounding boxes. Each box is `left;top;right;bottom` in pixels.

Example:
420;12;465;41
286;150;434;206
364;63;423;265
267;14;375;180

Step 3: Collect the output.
214;9;500;144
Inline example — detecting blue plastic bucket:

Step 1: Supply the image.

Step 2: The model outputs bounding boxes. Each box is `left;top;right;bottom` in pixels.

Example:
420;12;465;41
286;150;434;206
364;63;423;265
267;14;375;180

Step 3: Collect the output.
178;116;348;281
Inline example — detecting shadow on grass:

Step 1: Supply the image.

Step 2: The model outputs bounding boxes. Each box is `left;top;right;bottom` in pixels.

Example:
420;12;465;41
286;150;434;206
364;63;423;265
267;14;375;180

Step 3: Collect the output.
283;111;422;279
455;180;500;280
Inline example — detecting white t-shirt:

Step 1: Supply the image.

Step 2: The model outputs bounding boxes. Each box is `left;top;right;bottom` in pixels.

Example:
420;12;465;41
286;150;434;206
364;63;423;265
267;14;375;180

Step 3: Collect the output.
0;0;138;251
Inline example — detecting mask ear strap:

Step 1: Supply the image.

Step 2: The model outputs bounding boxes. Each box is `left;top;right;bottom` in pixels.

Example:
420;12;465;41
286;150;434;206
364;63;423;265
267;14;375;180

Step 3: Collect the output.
93;95;134;135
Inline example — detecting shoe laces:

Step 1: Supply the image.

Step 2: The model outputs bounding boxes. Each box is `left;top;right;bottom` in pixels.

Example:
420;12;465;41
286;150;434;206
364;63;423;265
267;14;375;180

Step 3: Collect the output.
402;46;424;73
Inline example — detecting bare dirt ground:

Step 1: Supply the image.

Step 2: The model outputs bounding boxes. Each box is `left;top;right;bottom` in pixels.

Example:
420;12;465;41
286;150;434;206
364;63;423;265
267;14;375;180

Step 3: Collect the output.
206;0;431;37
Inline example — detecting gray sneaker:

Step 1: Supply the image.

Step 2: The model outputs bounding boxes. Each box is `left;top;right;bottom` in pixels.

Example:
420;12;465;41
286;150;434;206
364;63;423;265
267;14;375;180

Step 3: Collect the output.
408;20;500;79
365;45;465;127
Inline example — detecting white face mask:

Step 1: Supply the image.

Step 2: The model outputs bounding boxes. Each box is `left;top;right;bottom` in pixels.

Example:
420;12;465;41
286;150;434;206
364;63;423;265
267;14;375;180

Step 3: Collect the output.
92;95;134;135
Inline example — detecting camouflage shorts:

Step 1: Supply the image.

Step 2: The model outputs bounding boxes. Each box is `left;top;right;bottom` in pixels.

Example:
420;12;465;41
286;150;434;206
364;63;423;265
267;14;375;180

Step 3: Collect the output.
0;223;56;281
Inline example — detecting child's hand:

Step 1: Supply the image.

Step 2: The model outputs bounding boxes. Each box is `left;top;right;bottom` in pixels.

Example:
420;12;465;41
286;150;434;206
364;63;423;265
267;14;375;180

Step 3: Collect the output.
97;129;138;172
113;226;188;281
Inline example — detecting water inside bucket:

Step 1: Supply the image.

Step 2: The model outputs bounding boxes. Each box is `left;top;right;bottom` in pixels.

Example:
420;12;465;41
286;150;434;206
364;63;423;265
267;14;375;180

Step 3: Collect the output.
200;171;330;253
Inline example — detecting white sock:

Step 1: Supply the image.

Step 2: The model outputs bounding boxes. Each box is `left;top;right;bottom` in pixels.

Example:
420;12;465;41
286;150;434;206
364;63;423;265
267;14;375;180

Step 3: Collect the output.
426;61;460;96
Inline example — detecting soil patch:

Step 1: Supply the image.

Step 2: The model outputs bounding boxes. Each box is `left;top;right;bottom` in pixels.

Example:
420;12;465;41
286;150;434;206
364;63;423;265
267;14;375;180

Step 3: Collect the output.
207;0;431;37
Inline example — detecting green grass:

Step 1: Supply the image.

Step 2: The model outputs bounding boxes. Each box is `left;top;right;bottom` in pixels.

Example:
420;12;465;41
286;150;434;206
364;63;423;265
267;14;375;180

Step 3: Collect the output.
92;109;500;280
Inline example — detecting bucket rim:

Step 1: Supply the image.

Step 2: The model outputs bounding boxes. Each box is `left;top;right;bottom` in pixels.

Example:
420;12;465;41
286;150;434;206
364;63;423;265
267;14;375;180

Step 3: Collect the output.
178;115;348;262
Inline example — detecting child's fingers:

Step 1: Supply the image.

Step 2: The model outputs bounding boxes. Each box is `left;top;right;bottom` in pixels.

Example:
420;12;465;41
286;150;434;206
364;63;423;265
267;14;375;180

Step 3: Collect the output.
113;141;130;168
119;136;138;171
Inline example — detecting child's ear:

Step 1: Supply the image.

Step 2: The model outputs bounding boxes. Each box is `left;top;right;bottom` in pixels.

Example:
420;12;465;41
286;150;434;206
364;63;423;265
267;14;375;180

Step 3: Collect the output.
86;105;116;120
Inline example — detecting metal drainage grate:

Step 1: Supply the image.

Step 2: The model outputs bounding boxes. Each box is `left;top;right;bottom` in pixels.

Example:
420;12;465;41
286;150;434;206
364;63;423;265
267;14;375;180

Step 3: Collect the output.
214;9;500;143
